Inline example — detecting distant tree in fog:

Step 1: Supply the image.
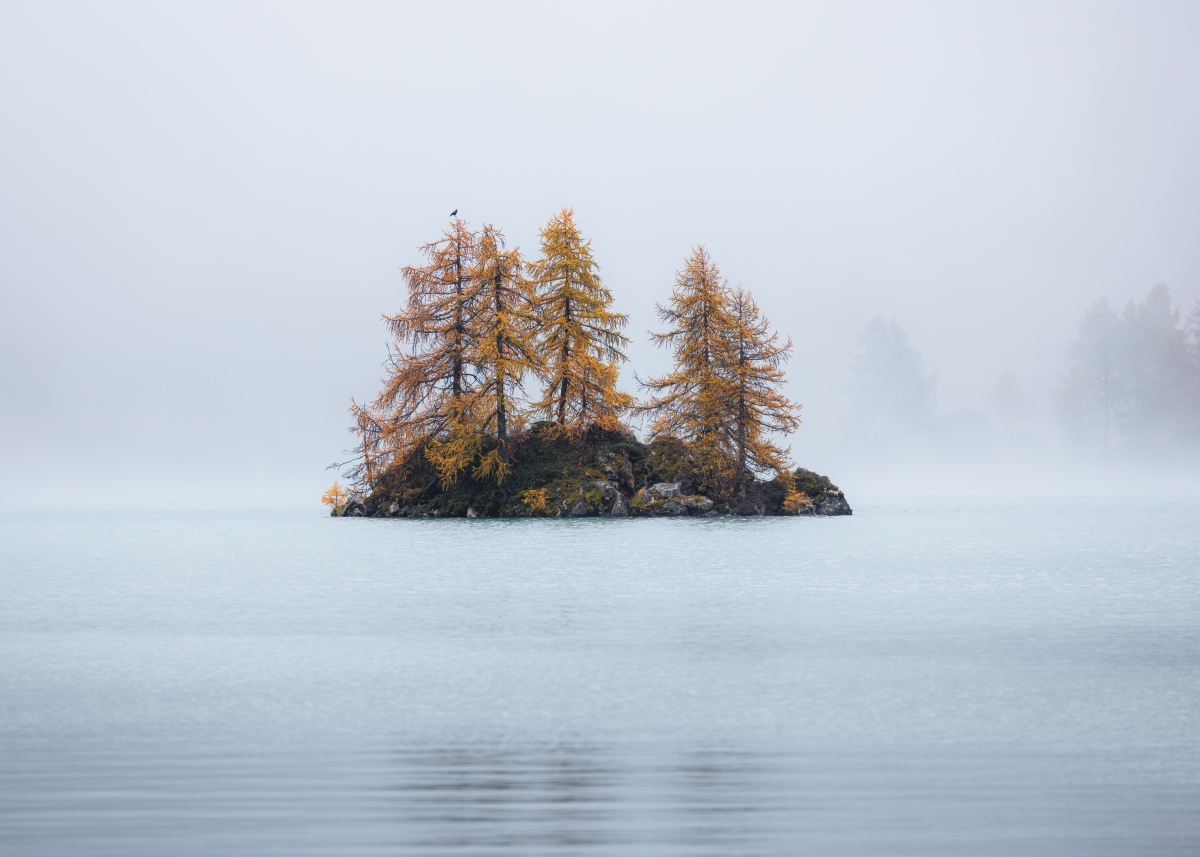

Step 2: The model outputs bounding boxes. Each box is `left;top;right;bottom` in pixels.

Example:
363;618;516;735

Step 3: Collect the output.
1056;285;1196;451
1189;298;1200;437
844;317;936;437
988;372;1031;432
1116;284;1190;443
1055;298;1119;449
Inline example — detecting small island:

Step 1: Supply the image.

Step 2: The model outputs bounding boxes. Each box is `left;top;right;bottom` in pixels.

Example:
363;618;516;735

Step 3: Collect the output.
327;209;851;519
332;424;851;518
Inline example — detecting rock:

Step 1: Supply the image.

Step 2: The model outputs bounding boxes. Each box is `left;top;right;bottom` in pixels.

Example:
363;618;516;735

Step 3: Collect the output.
682;496;714;513
569;499;591;517
610;492;629;517
702;510;719;517
466;505;481;518
596;480;617;501
649;482;682;499
618;457;635;492
661;500;683;515
816;492;853;516
387;501;400;517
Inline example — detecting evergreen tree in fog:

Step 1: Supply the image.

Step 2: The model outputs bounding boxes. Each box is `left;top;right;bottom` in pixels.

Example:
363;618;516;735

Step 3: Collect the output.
844;317;936;438
1189;299;1200;439
1116;284;1190;443
1055;298;1119;449
1056;284;1197;452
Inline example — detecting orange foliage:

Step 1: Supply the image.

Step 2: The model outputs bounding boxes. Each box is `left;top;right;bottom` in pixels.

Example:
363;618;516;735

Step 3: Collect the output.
320;481;348;508
639;247;801;495
529;209;633;431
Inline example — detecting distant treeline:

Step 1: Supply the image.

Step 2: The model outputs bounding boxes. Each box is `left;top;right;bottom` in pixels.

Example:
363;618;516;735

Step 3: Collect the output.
837;284;1200;456
337;209;800;501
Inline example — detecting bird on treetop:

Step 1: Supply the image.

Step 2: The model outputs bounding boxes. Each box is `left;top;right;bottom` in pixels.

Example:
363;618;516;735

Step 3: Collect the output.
449;209;457;217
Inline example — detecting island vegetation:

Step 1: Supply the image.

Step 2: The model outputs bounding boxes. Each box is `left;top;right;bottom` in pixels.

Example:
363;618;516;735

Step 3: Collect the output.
325;209;851;518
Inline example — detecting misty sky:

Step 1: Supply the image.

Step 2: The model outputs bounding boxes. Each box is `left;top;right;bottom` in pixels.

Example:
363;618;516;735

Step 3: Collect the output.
2;2;1198;504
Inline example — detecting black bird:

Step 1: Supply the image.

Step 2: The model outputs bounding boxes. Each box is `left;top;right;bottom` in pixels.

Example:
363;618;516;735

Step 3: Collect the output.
449;209;457;217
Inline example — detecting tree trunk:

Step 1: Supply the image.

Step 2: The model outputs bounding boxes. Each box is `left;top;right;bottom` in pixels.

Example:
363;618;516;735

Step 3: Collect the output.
494;269;508;460
1102;363;1110;450
557;289;571;425
737;393;747;494
452;245;464;397
737;342;747;496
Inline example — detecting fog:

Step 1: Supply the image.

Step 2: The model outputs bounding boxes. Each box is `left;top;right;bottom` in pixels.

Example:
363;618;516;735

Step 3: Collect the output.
2;1;1199;506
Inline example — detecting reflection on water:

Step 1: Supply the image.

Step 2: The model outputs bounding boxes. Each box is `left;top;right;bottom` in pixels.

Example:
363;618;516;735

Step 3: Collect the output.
3;743;1196;855
2;501;1199;854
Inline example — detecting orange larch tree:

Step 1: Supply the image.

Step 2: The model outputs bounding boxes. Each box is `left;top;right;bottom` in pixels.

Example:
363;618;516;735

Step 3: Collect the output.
639;248;801;496
349;218;483;484
637;246;738;491
426;225;540;485
529;208;633;431
724;287;802;491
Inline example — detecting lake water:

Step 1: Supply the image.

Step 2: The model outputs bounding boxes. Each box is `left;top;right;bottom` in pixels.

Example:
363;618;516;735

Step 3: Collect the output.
2;499;1198;855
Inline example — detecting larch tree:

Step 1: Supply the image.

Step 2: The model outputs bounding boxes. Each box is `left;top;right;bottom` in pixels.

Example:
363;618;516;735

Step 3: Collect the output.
530;208;633;431
350;218;483;484
431;225;540;484
724;287;802;491
637;246;740;492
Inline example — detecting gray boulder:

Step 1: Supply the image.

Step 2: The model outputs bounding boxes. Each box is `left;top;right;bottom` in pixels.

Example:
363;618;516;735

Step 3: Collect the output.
816;492;853;516
649;482;682;499
682;496;714;513
569;499;591;517
338;493;366;517
610;492;629;517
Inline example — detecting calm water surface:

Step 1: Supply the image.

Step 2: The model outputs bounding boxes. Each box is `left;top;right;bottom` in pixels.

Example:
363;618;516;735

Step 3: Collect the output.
1;499;1198;855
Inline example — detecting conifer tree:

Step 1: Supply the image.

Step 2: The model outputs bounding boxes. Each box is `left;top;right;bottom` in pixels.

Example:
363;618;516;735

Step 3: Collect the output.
638;246;739;491
640;249;800;495
1054;298;1119;449
724;287;802;489
529;208;633;431
350;219;482;482
844;317;937;438
427;226;539;484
